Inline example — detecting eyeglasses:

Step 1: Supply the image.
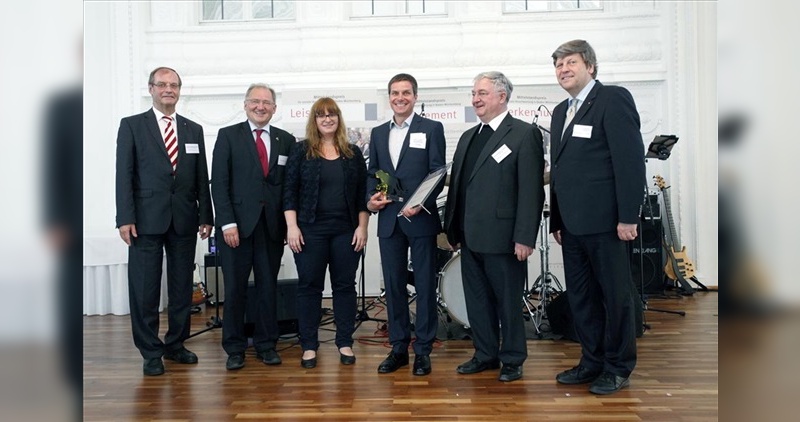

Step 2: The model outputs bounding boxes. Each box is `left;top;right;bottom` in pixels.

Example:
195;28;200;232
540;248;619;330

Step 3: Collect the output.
151;82;181;90
246;99;276;107
470;90;494;99
315;113;338;120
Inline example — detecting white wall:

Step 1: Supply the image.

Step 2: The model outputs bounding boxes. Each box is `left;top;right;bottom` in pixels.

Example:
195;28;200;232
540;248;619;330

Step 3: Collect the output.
84;1;718;292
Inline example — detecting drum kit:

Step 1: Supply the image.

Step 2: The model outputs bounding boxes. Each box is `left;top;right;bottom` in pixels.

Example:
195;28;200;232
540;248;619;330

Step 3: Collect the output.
430;194;564;337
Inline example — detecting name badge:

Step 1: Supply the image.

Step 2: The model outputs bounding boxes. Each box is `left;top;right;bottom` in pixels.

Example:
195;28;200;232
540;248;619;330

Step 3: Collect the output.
572;124;593;139
277;155;288;166
185;144;200;154
409;132;427;149
492;144;512;163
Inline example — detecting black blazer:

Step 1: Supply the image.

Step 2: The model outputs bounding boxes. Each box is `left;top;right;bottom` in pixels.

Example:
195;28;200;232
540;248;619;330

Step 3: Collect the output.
211;121;295;241
115;108;213;235
444;113;544;253
283;140;368;228
549;81;646;236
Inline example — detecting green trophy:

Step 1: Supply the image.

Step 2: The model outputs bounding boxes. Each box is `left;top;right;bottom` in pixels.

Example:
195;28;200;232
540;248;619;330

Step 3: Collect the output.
375;170;404;202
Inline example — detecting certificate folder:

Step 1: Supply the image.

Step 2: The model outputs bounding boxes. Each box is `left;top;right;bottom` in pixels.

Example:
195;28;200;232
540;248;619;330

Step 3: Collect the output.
397;162;452;219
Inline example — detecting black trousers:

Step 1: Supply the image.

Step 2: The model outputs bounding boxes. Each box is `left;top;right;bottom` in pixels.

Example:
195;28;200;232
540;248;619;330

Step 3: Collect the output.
560;229;637;377
379;226;439;356
460;239;527;366
292;223;359;351
127;222;196;359
220;214;284;355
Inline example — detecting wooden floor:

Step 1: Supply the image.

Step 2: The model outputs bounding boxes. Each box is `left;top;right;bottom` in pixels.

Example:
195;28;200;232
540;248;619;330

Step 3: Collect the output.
84;291;718;421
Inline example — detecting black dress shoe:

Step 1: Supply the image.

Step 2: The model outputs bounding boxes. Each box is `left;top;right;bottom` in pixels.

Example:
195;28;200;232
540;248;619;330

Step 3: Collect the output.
226;353;245;370
556;365;602;385
588;372;630;395
498;364;523;382
413;355;431;376
257;349;282;365
456;357;500;375
377;351;409;374
143;358;164;376
301;357;317;369
340;353;356;365
164;347;198;364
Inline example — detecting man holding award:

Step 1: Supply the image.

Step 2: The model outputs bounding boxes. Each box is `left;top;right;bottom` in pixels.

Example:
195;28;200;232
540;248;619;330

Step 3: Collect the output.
367;73;446;376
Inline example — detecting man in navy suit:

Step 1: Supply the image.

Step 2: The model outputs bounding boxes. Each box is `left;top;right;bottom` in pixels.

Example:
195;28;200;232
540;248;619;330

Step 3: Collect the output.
116;67;214;376
549;40;646;395
367;73;446;376
443;71;544;383
211;83;295;370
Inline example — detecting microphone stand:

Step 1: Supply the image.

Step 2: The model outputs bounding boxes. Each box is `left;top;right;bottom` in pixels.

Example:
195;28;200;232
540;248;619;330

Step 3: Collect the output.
638;189;685;318
532;104;551;135
355;247;387;325
189;241;223;338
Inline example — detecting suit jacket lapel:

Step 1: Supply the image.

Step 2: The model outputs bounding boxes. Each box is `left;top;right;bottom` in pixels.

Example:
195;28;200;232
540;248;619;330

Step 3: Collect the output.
175;115;192;172
268;127;284;170
454;124;479;184
468;114;513;184
552;100;568;161
146;110;169;159
240;122;263;173
376;122;394;173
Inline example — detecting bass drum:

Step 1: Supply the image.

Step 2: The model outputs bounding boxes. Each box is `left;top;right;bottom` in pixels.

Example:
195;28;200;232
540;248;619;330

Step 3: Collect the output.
438;253;469;328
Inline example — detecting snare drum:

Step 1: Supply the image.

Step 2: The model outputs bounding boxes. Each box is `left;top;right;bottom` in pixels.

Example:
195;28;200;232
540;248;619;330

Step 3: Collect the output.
438;254;470;328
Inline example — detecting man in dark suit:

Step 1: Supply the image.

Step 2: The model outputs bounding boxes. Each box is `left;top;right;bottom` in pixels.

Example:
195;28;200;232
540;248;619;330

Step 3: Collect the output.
43;84;82;402
116;67;214;376
367;73;446;376
549;40;646;395
443;71;544;382
211;83;295;370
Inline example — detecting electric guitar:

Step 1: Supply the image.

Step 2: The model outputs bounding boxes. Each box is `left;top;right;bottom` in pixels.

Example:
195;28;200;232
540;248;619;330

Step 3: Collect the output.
653;175;696;295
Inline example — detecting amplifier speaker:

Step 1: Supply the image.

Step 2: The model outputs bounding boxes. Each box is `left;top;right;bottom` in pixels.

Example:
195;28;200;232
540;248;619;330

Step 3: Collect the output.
205;254;298;336
547;288;644;341
244;278;299;336
630;216;665;295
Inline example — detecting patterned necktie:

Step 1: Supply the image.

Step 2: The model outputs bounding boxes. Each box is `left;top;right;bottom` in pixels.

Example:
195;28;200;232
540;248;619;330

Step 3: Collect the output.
255;129;269;178
162;116;178;171
562;99;578;136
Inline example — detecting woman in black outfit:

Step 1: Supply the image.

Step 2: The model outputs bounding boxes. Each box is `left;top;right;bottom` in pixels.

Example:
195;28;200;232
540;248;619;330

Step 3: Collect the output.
283;97;369;368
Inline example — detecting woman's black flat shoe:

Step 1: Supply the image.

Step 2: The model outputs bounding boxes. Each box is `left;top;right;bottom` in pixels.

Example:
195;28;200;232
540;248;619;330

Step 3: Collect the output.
301;357;317;368
340;353;356;365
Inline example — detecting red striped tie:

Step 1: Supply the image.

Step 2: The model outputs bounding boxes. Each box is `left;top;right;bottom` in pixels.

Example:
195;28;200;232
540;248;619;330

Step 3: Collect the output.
163;116;178;171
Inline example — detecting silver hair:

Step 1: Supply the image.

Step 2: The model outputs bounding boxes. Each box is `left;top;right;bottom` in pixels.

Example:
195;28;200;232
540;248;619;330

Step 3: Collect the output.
245;83;277;102
473;71;513;101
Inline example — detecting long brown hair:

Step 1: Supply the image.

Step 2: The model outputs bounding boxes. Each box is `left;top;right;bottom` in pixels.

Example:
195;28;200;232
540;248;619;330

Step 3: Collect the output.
304;97;353;159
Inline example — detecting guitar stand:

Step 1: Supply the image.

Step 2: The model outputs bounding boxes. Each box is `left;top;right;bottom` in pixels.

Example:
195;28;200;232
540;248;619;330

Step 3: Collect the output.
188;251;223;339
688;276;709;291
355;247;387;325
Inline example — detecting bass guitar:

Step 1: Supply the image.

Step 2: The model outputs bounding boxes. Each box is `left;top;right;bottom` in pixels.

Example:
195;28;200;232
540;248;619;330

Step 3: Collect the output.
653;175;695;295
